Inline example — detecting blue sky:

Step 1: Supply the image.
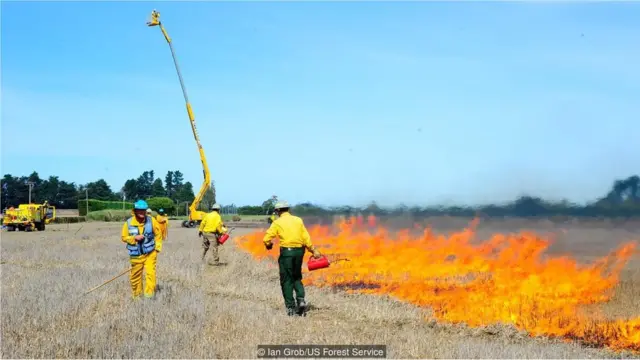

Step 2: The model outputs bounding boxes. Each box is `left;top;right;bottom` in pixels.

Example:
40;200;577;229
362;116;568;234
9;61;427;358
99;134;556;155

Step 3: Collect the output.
2;1;639;208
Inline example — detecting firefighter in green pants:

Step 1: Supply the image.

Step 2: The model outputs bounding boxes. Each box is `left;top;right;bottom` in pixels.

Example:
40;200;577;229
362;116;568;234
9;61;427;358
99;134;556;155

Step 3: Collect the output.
263;201;322;316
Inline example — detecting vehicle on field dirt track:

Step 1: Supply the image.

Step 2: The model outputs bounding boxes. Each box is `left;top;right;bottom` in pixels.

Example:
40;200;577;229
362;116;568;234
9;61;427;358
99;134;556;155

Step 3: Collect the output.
2;201;56;232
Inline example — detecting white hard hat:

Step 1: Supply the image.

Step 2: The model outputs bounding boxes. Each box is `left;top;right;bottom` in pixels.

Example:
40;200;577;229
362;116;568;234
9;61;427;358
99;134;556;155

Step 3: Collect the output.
274;201;290;210
211;203;221;210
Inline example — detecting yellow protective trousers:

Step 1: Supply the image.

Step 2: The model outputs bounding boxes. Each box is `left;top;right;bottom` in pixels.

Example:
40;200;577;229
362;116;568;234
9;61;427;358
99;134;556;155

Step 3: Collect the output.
129;250;158;298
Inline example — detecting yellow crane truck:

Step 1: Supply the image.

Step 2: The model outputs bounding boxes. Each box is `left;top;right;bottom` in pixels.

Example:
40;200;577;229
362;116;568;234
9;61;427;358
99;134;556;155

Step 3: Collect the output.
2;201;56;231
146;10;211;228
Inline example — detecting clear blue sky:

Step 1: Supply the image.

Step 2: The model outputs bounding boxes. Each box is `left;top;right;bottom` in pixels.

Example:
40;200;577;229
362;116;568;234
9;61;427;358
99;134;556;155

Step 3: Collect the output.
2;1;639;208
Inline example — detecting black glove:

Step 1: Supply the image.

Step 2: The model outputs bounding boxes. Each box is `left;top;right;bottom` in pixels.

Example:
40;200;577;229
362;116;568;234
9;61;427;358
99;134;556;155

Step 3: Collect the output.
265;243;273;250
198;231;203;237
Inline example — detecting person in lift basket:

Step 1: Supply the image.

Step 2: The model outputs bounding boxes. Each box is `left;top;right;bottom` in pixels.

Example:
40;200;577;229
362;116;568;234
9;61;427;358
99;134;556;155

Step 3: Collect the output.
263;201;322;316
121;200;163;299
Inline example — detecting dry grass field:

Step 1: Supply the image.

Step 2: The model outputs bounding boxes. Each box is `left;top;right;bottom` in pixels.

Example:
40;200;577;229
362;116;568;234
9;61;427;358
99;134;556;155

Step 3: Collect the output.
55;209;80;217
1;218;639;359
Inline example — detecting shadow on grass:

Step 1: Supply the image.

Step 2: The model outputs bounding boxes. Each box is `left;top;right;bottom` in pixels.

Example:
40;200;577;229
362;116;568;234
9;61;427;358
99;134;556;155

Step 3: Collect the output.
331;282;381;292
208;262;228;267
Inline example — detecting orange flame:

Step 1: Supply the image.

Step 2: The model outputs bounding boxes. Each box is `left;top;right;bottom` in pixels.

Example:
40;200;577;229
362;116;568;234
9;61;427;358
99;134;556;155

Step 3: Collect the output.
237;217;640;352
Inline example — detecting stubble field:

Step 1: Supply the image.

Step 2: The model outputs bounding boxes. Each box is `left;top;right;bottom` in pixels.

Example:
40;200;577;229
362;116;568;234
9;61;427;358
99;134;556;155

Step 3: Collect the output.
1;217;639;358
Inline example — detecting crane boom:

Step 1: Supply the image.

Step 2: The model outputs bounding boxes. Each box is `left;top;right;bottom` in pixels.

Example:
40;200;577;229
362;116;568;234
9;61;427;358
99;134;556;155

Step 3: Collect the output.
147;10;211;228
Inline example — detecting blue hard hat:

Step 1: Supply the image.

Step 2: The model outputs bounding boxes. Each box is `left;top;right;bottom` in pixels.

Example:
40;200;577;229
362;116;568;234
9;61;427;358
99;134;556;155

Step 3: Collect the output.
134;200;149;210
158;208;165;214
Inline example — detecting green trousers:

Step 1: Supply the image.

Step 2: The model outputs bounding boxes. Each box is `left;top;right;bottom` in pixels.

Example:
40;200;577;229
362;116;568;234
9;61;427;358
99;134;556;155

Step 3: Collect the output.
278;247;305;310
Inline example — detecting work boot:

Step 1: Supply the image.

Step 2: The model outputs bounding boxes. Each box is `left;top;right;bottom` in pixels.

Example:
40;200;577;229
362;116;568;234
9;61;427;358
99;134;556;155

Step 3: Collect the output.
286;307;297;316
296;298;307;316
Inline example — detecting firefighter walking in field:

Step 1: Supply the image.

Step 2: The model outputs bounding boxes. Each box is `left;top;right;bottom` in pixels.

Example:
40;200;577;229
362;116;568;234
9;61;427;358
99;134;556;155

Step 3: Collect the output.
263;201;322;316
155;208;169;241
199;203;228;265
121;200;163;299
268;211;277;225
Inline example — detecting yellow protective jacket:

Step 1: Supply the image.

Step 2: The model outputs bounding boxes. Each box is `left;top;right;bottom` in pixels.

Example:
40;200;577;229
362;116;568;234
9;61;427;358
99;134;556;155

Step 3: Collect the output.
198;211;227;234
263;212;315;250
155;214;169;239
121;214;164;253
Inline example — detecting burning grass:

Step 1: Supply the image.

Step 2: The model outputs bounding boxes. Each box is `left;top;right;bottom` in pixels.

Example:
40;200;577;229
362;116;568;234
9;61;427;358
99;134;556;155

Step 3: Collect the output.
237;217;640;353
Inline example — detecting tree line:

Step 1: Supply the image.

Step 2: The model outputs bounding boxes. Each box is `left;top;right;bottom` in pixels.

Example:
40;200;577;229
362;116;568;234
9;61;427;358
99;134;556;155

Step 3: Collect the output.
241;175;640;218
2;171;639;218
1;170;215;212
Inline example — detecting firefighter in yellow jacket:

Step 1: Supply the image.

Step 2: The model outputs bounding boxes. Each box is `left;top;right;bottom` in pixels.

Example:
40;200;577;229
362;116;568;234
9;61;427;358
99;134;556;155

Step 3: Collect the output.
268;211;277;225
198;203;228;265
155;208;169;241
263;200;322;316
121;200;163;299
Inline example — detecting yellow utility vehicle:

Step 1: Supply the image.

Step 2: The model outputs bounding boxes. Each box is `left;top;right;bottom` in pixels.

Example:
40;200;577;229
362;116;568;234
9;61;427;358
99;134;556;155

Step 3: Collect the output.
2;201;56;231
147;10;211;228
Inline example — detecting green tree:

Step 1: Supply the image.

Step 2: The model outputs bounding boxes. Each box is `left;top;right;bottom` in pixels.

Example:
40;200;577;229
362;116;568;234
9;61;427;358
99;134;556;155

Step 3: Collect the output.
261;195;278;215
58;181;78;208
173;171;184;187
238;205;264;215
627;175;639;200
166;170;185;203
122;179;138;200
135;170;155;199
147;197;176;214
151;178;165;197
85;179;115;201
175;181;195;204
26;171;43;203
164;171;175;199
200;184;216;211
41;176;60;204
